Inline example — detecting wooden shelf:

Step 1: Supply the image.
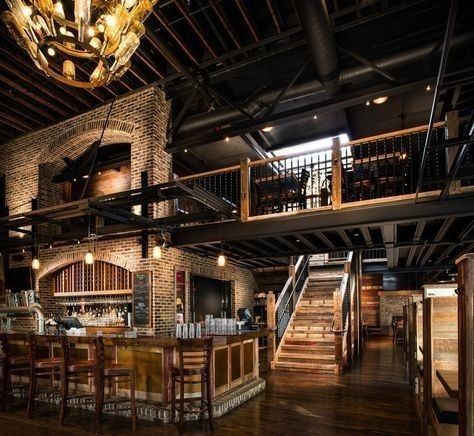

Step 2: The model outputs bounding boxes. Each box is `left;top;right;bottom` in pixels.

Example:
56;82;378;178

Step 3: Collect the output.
54;289;132;297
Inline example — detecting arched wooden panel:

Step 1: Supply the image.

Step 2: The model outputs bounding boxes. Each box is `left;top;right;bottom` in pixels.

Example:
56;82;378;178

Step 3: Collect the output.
53;260;131;296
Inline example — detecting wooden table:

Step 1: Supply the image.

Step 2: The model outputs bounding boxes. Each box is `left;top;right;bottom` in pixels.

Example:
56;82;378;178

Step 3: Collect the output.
436;369;459;399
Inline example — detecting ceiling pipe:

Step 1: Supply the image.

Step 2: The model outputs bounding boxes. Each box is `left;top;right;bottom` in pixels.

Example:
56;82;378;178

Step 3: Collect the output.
294;0;340;97
174;32;474;141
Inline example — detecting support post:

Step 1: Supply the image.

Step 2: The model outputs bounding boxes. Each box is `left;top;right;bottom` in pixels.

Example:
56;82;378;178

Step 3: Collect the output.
140;171;149;259
354;252;362;357
445;110;461;195
240;157;250;222
455;253;474;436
266;291;276;369
345;260;352;364
331;136;342;209
289;256;296;310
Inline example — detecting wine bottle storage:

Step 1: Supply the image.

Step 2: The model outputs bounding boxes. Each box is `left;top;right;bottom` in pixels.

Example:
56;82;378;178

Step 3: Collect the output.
53;260;132;296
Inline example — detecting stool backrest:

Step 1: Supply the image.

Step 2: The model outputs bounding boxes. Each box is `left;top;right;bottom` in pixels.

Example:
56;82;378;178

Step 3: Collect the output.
28;334;59;362
176;337;213;371
92;336;106;375
0;332;28;357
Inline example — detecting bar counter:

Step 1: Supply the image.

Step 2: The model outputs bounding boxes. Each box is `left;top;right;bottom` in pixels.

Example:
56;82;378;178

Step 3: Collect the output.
5;330;268;421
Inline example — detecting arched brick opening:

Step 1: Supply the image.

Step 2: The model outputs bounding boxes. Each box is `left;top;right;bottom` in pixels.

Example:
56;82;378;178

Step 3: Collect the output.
37;250;134;282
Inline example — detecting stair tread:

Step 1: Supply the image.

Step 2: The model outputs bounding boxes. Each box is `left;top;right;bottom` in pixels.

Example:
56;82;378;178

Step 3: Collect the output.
273;361;336;369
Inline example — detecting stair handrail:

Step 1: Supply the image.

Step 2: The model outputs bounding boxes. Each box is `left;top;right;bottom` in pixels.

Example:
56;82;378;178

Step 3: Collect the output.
330;251;353;334
275;255;305;311
276;256;310;327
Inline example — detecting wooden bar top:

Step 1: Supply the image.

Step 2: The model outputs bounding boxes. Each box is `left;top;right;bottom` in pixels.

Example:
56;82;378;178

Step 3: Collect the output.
436;369;459;399
4;330;268;348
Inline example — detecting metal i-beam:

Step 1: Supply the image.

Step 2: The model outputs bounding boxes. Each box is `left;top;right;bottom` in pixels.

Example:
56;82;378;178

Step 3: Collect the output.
360;226;373;247
406;220;426;267
382;224;399;269
420;217;455;265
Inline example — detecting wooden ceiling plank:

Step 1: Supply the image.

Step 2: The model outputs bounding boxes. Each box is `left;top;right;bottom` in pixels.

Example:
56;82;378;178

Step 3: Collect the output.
209;0;242;49
0;59;81;113
266;0;281;33
0;72;68;117
174;0;218;58
0;110;34;131
235;0;259;42
0;100;43;127
152;10;199;65
0;87;54;122
0;116;28;133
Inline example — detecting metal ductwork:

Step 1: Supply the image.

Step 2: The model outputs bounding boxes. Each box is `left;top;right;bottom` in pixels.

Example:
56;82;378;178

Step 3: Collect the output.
294;0;340;97
175;32;474;141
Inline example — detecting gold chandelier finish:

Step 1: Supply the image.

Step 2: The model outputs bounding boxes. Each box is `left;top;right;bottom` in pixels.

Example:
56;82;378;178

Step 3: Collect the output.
2;0;157;88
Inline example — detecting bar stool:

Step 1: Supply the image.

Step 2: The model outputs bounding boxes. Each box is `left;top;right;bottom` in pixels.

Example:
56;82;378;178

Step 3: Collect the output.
93;336;136;433
27;334;62;418
170;337;214;434
58;336;96;426
0;332;30;410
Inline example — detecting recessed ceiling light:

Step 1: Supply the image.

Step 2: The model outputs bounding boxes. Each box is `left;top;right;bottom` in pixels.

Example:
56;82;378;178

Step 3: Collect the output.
365;100;370;106
313;115;318;120
373;96;388;104
184;148;188;153
47;47;56;56
426;84;431;91
262;126;273;132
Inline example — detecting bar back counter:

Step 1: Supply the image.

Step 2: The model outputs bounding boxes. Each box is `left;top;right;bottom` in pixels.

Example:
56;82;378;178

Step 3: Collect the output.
3;330;267;423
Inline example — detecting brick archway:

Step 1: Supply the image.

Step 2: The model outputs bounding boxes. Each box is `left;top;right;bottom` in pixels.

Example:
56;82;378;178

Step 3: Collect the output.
37;119;134;170
37;250;134;281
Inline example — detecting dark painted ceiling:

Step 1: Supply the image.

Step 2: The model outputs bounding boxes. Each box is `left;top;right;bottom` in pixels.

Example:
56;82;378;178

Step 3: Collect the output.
0;0;473;174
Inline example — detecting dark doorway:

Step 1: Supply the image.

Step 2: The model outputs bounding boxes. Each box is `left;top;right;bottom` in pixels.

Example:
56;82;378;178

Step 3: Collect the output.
191;275;232;322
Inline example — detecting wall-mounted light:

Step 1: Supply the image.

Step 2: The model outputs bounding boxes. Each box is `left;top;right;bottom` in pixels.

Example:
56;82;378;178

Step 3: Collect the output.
152;244;162;259
32;257;40;270
217;253;226;267
373;96;388;105
85;250;94;265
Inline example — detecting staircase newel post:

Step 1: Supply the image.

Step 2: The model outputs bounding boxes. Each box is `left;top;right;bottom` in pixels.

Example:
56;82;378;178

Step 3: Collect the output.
240;157;250;222
266;292;276;369
331;136;342;209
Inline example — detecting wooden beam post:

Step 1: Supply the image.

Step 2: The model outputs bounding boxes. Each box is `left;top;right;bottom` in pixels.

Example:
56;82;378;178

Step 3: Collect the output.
331;136;342;210
240;157;250;222
445;110;461;195
455;253;474;436
266;291;276;369
422;298;433;436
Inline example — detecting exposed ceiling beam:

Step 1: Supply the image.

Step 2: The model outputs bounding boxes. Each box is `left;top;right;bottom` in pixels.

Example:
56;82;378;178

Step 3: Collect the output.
419;217;455;265
406;220;426;266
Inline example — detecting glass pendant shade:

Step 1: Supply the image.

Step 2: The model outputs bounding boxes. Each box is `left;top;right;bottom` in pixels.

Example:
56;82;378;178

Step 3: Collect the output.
1;0;158;88
217;254;226;267
85;250;94;265
152;244;162;260
31;257;40;270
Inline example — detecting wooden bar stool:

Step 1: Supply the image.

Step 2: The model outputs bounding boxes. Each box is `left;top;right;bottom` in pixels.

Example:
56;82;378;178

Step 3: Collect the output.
58;336;96;426
170;337;214;434
27;334;62;418
0;332;30;410
93;336;136;434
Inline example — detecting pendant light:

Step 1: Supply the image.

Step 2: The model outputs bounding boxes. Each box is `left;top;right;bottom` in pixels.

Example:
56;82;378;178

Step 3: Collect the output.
152;226;164;259
85;209;95;265
217;241;226;267
85;249;94;265
152;244;162;260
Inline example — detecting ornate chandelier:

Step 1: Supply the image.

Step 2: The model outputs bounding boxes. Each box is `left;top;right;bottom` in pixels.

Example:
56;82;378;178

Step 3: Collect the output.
2;0;157;88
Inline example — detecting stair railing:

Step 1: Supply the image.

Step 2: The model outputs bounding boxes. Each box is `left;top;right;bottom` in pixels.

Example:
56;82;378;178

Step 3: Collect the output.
330;251;354;374
272;255;310;347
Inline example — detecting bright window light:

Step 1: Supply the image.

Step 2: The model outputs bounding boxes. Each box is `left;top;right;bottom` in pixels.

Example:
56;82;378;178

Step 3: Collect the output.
273;133;349;157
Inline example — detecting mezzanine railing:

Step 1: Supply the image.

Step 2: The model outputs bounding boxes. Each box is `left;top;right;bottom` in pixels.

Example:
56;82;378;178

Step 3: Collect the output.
173;120;472;226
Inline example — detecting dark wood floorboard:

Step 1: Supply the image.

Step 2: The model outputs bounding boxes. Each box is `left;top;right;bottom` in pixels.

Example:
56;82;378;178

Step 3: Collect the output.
0;337;420;435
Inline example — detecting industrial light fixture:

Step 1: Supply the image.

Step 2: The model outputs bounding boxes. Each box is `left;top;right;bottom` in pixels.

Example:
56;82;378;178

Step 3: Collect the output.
32;256;40;270
217;253;226;267
373;96;388;105
262;126;273;132
2;0;158;88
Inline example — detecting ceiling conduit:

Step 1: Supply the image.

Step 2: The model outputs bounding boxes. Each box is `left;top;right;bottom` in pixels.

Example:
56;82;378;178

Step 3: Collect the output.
174;32;474;141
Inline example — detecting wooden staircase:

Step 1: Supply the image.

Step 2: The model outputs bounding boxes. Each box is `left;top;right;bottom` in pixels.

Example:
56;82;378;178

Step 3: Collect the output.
272;267;344;374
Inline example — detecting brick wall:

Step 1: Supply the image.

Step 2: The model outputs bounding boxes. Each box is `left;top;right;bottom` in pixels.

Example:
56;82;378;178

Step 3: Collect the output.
0;86;257;335
379;294;410;335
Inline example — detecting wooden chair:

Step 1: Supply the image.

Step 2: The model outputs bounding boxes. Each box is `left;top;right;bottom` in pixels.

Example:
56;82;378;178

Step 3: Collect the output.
58;336;96;426
171;337;214;434
0;332;30;410
93;336;136;434
27;334;62;418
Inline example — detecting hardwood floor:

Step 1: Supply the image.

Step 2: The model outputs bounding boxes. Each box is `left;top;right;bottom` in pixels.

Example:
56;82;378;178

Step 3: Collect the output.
0;337;420;435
